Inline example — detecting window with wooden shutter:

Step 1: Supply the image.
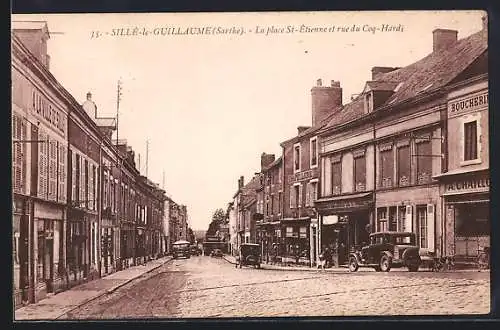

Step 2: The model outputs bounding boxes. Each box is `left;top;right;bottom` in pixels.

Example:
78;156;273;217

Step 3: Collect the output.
331;155;342;195
88;163;94;210
37;129;48;199
290;185;296;209
75;153;80;204
12;115;24;194
305;183;311;207
416;136;432;185
80;156;84;207
71;151;76;203
58;143;67;203
464;121;478;161
48;140;57;201
353;149;366;192
397;142;411;187
298;184;303;208
379;142;394;188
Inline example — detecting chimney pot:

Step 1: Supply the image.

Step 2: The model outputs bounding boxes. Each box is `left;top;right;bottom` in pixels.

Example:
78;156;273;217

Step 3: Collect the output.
316;79;322;87
432;29;458;52
311;80;342;127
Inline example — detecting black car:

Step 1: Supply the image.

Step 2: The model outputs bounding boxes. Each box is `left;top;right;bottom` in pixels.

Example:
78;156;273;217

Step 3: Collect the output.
348;232;422;272
236;243;261;269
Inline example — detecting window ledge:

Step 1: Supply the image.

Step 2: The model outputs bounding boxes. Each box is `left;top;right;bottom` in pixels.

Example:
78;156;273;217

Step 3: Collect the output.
310;164;318;169
460;159;482;166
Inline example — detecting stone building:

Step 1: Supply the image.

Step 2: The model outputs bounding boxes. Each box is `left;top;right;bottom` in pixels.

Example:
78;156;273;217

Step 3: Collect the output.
280;79;343;265
434;19;488;262
315;21;487;266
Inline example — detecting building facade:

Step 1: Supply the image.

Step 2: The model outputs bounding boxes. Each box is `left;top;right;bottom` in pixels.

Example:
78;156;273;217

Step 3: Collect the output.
280;79;343;265
255;153;283;262
315;23;487;267
11;20;182;309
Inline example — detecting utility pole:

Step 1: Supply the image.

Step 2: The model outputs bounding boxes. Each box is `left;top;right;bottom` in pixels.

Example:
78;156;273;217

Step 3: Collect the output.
116;79;122;146
146;139;149;177
138;154;141;174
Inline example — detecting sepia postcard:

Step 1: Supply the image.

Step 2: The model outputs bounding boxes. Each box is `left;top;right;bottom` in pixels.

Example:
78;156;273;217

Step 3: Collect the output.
11;10;490;320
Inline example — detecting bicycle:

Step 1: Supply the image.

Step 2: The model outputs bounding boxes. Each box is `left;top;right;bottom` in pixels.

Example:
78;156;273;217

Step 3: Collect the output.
432;256;455;272
477;246;490;272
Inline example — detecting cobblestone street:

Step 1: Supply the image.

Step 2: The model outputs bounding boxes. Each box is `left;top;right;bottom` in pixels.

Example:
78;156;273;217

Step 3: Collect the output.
60;255;491;319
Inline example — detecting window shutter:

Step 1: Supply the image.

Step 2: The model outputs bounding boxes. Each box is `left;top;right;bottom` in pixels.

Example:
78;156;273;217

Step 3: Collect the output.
305;183;310;207
427;204;435;252
20;118;27;193
79;156;84;205
298;184;303;208
71;152;76;203
290;186;295;209
38;130;48;199
13;116;23;193
404;205;413;232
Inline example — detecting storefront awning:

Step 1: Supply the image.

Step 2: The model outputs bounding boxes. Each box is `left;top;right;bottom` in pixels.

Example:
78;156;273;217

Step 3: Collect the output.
315;192;373;215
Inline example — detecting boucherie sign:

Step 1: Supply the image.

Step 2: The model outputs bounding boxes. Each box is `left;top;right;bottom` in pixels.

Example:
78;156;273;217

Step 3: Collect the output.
448;91;488;118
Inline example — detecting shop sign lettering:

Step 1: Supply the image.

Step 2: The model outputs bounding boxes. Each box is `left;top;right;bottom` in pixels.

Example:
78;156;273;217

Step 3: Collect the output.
288;169;318;184
445;177;489;193
31;89;67;135
448;92;488;117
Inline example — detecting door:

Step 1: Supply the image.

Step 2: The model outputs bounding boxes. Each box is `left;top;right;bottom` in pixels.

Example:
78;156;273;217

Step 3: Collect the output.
44;238;54;293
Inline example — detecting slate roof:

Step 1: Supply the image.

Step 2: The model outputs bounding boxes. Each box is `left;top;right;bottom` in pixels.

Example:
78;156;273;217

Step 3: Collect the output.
364;81;400;92
323;29;487;130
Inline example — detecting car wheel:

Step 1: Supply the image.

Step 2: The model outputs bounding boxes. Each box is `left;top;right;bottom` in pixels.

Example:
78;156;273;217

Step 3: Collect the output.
348;256;359;272
379;255;392;272
374;266;381;272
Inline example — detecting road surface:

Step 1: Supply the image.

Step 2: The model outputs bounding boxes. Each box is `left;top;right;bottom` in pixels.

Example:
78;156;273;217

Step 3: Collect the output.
60;255;490;319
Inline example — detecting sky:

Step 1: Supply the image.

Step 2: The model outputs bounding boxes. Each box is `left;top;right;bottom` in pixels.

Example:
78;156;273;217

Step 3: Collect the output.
12;11;484;230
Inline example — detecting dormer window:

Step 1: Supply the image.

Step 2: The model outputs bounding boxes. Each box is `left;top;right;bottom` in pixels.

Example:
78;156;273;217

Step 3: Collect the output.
365;92;373;113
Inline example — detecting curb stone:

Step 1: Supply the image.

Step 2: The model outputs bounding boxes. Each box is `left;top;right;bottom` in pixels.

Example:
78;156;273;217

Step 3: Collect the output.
53;257;173;320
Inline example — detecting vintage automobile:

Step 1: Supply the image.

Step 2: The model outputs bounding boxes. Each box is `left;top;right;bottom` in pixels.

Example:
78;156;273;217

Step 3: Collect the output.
172;240;191;259
190;245;201;256
210;248;223;258
348;232;422;272
236;243;261;269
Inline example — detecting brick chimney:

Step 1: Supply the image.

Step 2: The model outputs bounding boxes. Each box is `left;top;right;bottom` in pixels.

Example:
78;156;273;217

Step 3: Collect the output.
311;79;342;127
297;126;311;135
12;21;51;69
371;67;400;80
432;29;458;52
261;153;275;171
238;176;244;189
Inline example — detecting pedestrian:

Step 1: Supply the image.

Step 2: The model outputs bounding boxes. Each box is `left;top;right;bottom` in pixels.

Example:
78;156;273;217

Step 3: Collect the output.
324;246;332;268
318;251;326;270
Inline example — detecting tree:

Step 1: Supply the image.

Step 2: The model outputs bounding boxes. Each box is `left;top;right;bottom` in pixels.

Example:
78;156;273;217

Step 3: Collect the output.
206;208;226;236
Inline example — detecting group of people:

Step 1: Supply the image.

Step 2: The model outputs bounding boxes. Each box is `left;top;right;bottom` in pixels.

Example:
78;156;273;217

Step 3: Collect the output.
318;242;346;269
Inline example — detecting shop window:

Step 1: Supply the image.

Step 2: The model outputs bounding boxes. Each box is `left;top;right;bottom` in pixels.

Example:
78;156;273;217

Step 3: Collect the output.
416;136;432;185
294;144;301;172
354;150;366;192
377;208;388;232
416;206;428;248
455;203;489;236
379;143;394;188
397;144;411;187
286;226;294;238
331;157;342;195
398;206;406;232
464;121;478;161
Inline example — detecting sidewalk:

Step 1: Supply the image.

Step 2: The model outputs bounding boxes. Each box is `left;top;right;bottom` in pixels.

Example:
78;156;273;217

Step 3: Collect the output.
14;256;173;321
222;255;488;273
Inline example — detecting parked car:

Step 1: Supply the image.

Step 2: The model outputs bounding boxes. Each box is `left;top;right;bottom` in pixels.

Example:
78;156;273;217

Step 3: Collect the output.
348;232;422;272
210;249;223;258
236;243;261;269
